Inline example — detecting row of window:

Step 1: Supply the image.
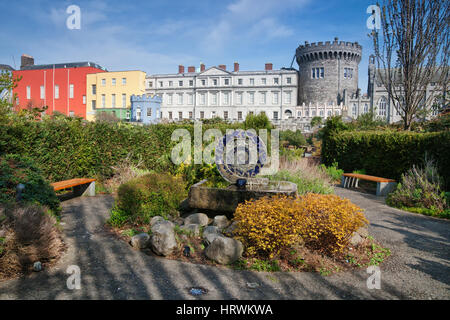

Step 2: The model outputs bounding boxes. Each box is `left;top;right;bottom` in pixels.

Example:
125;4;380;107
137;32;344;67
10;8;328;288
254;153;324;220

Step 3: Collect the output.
295;109;341;118
26;84;75;100
91;93;128;109
164;91;292;106
150;76;293;88
166;110;280;120
100;78;127;86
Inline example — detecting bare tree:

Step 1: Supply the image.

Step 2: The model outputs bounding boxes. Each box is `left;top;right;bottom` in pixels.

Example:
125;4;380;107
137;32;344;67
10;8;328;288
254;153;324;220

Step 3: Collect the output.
371;0;449;129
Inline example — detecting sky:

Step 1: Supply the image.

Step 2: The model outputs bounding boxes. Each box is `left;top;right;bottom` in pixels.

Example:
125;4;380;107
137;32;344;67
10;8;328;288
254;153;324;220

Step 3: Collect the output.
0;0;379;92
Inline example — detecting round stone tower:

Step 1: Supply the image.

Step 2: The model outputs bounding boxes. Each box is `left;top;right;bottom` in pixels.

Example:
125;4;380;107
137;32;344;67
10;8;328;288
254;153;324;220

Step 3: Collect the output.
295;37;362;105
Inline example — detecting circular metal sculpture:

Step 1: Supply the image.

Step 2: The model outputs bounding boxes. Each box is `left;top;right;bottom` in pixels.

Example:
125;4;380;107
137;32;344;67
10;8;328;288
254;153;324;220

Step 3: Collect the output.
215;130;267;184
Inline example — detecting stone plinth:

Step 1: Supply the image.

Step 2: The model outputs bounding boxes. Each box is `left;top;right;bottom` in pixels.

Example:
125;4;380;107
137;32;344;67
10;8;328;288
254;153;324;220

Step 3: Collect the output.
188;179;298;213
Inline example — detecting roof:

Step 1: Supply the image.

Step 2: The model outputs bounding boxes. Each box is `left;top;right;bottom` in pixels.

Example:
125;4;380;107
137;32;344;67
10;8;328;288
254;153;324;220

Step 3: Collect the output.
0;64;14;71
20;61;107;71
147;66;297;78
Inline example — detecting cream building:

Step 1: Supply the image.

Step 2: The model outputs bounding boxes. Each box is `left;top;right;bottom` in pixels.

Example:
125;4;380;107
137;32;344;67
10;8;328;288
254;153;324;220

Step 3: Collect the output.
86;70;146;121
145;63;298;122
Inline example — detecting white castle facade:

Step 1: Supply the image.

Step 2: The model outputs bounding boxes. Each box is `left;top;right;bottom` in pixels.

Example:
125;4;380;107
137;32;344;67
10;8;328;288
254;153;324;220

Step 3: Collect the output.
145;63;299;122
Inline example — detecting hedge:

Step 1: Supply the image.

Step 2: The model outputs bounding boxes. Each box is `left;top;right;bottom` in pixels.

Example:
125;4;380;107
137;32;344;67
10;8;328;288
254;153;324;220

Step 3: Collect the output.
322;130;450;190
0;117;246;182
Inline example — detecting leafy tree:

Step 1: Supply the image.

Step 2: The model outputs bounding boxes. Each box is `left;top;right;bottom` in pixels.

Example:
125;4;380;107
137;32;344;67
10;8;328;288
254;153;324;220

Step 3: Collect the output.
310;116;323;129
244;113;272;131
0;70;20;120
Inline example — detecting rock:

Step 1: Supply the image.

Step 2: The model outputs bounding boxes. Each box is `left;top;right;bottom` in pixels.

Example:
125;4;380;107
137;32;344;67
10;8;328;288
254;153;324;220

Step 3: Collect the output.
33;261;42;272
213;215;230;229
202;226;223;245
181;224;200;236
224;221;238;236
130;233;150;249
0;229;6;238
150;221;177;256
205;237;243;265
349;227;369;246
356;227;369;238
150;216;174;228
184;213;209;227
150;216;165;227
173;217;185;226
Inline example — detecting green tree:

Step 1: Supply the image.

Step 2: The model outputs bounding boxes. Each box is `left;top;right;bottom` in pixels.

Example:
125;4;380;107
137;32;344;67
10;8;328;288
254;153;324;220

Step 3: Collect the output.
310;116;323;129
244;113;272;131
0;70;20;120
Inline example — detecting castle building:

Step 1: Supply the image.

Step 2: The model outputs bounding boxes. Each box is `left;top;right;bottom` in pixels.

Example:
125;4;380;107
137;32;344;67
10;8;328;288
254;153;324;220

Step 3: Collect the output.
296;37;362;106
130;94;162;124
145;62;298;122
86;70;146;121
12;54;107;118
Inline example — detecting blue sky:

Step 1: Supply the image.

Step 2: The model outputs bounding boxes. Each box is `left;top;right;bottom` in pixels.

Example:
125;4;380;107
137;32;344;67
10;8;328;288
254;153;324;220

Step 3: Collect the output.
0;0;378;92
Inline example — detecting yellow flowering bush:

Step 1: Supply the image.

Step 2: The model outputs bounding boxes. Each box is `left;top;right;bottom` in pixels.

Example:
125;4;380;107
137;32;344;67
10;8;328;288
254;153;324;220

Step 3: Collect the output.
233;195;304;258
233;193;368;258
297;193;368;253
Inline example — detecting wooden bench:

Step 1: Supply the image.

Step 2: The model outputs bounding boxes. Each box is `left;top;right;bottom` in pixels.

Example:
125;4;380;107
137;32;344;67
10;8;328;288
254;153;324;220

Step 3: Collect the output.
341;173;396;196
51;178;96;197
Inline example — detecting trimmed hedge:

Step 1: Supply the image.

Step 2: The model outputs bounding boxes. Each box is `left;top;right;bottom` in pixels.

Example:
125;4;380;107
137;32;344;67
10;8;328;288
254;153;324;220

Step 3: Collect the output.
0;117;245;182
322;130;450;190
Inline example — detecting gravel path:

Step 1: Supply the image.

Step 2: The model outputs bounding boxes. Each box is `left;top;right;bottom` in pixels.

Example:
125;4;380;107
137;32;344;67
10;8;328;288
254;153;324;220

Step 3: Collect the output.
0;187;448;299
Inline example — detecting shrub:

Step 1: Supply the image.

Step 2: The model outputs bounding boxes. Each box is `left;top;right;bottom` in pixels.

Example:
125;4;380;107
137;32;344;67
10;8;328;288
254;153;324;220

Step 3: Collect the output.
0;154;60;214
233;194;368;258
243;113;272;131
321;130;450;190
272;157;334;194
297;193;368;254
0;204;64;279
280;130;307;147
234;195;305;258
320;162;344;182
387;159;448;217
112;173;187;226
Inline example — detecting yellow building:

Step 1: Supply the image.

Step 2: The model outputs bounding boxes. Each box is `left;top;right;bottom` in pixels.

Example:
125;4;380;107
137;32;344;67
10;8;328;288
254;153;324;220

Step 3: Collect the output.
86;70;146;121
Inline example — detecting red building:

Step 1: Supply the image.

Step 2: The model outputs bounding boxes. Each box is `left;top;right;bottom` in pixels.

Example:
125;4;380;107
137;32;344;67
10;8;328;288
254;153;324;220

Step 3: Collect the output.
13;54;107;118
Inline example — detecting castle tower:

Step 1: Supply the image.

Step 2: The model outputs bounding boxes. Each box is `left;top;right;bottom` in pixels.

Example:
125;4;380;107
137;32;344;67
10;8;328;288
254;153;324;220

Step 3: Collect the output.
295;37;362;105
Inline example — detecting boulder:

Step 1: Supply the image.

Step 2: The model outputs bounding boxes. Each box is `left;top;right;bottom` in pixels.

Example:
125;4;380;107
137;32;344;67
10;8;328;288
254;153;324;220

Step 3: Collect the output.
349;227;369;246
150;216;174;228
202;226;222;245
181;224;200;236
130;233;150;249
0;229;6;238
224;221;238;236
150;221;177;256
213;215;230;229
184;213;209;227
205;236;243;265
173;217;185;226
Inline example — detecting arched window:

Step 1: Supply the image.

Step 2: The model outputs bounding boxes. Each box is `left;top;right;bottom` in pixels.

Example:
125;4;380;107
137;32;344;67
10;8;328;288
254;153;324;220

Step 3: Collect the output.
364;104;368;114
378;97;387;116
352;103;357;117
284;109;293;118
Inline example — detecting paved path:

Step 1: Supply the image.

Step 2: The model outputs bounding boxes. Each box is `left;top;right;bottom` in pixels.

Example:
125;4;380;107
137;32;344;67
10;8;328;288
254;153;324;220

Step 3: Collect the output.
0;188;449;299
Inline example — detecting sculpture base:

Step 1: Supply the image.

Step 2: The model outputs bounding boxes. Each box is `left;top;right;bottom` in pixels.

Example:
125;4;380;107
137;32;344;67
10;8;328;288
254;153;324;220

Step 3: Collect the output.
187;179;298;214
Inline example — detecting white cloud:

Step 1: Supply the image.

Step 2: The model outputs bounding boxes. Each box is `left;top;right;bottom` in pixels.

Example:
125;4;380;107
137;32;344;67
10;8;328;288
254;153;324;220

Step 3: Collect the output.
203;0;309;52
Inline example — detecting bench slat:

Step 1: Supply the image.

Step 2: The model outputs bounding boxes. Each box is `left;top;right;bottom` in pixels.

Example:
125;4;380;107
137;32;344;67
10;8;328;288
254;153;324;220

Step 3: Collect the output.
342;173;395;183
51;178;96;191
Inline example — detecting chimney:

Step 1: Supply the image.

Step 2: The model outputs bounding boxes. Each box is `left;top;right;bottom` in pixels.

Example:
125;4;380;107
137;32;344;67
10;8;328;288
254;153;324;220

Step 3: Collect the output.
234;62;239;72
265;63;273;71
21;54;34;69
218;64;226;70
187;66;195;73
200;63;205;72
178;65;185;74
